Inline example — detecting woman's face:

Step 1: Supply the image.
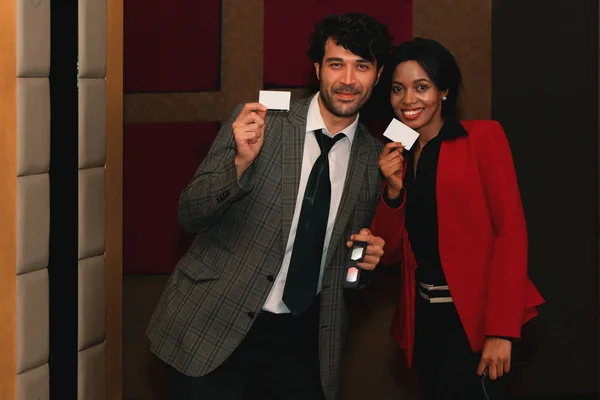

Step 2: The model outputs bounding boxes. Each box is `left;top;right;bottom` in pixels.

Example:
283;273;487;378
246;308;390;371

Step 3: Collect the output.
390;60;447;132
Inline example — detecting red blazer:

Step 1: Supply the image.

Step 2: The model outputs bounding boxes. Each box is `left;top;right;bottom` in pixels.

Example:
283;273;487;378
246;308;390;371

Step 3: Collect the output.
371;120;545;366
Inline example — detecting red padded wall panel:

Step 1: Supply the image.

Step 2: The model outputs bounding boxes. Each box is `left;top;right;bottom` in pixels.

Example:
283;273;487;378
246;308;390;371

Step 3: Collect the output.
264;0;413;88
123;122;219;275
124;0;221;93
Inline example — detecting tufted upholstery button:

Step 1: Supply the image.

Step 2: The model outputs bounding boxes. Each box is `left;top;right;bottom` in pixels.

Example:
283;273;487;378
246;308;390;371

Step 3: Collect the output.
247;311;256;319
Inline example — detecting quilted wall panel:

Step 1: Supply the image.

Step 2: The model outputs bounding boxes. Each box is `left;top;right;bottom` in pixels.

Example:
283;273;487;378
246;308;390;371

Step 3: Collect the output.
77;343;106;400
16;269;49;375
15;0;51;395
77;0;108;396
16;364;50;400
16;0;50;77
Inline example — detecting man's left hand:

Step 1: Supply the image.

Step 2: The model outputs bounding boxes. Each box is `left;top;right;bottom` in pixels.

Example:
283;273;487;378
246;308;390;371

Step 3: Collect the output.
346;228;385;271
477;337;512;380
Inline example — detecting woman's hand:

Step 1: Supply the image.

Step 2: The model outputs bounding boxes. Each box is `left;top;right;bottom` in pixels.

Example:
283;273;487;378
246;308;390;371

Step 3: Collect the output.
378;142;405;199
477;337;512;380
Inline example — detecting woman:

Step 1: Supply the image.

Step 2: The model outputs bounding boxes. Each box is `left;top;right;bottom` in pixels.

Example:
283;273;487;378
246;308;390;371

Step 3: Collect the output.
369;38;545;398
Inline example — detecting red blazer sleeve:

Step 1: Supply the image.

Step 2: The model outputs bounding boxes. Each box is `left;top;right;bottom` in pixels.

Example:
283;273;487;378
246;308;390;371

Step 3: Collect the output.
475;121;528;339
370;183;407;266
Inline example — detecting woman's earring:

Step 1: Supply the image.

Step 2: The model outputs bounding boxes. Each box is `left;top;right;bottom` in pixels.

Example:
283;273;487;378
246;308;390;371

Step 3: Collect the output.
442;96;447;101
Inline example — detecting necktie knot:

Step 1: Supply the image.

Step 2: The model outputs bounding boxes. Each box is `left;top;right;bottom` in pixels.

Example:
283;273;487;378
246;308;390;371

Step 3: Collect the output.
316;131;345;155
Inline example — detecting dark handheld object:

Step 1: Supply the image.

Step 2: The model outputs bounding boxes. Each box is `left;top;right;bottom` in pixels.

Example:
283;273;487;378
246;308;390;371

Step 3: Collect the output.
343;241;367;289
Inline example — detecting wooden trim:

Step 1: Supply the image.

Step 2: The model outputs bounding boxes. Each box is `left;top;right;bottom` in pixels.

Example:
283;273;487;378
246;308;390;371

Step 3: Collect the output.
106;0;123;397
0;0;17;398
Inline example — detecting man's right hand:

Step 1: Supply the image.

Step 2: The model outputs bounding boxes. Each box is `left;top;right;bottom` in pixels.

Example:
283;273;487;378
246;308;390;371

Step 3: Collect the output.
378;142;405;199
232;103;268;180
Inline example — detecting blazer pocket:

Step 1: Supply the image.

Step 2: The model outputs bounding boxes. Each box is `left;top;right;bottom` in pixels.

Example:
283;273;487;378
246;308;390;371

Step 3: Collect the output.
177;239;229;282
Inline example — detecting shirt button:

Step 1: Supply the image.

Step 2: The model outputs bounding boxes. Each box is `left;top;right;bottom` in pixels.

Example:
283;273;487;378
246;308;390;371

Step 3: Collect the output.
247;311;256;319
280;279;286;284
266;275;274;282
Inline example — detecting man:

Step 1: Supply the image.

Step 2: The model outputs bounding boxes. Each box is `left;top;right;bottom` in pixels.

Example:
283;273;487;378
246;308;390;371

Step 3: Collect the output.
147;12;393;400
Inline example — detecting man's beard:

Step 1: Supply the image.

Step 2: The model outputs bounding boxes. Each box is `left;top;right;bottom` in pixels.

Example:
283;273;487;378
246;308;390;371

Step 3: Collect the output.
319;84;371;118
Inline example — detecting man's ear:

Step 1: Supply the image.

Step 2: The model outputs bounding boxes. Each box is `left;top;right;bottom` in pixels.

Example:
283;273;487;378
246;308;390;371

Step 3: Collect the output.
314;62;321;80
375;66;384;86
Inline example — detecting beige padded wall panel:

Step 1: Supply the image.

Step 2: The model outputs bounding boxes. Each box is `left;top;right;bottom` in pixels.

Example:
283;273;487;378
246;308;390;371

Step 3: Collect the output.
16;363;49;400
78;343;106;400
16;174;50;275
78;0;107;78
78;255;106;350
16;0;50;77
16;268;49;374
79;79;107;169
17;78;50;176
78;167;106;260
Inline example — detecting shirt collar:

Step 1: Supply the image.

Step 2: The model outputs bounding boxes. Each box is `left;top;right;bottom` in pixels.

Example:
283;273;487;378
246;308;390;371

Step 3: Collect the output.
438;118;468;140
305;92;358;144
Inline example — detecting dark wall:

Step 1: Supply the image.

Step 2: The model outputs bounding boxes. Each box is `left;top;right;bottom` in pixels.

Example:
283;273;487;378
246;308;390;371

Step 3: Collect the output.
492;1;598;396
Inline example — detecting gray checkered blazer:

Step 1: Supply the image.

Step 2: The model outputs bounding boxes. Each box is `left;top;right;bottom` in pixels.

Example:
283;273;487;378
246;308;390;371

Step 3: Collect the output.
146;96;384;399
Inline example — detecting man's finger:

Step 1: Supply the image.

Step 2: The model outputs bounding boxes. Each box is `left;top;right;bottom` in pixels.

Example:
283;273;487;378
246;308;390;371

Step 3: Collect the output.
504;357;511;375
363;240;384;253
236;130;262;143
241;102;268;116
356;255;381;267
242;112;265;127
349;233;371;243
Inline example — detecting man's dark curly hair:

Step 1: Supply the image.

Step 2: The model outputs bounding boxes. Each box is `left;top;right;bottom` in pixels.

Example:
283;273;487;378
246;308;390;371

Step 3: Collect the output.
307;13;393;70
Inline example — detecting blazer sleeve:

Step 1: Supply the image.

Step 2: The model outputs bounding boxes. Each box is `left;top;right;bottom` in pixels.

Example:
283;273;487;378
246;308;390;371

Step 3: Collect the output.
177;104;256;233
370;183;407;266
475;121;528;339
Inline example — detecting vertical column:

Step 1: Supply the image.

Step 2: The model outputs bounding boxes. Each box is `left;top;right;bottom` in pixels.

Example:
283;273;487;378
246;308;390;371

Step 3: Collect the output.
78;0;108;398
49;0;79;398
0;0;17;398
15;0;52;398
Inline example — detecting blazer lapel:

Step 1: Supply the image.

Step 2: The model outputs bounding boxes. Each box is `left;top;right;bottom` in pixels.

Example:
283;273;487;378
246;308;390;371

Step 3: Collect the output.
280;97;311;253
323;124;371;268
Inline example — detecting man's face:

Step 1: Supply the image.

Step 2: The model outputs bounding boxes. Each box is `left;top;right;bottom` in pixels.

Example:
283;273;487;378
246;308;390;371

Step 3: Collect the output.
314;38;382;118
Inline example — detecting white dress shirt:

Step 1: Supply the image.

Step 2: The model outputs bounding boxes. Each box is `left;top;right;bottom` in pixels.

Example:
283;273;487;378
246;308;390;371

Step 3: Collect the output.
262;93;359;313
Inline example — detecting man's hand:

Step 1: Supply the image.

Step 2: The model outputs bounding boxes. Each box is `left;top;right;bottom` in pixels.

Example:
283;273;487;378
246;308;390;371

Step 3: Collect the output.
232;103;268;180
378;142;405;199
346;228;385;271
477;337;512;380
